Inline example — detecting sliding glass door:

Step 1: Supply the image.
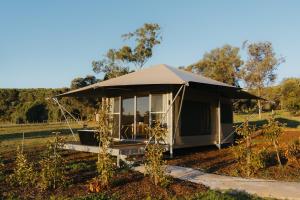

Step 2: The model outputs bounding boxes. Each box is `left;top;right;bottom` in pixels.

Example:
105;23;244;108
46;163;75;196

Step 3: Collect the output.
121;97;134;140
136;96;149;140
150;94;166;126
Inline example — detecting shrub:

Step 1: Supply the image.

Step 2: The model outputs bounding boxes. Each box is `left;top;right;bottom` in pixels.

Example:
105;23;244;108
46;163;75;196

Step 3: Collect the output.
89;101;115;192
191;190;263;200
8;146;37;188
285;139;300;167
76;193;116;200
67;162;90;173
231;145;267;176
0;154;4;182
262;116;285;167
232;120;260;176
280;78;300;116
144;121;170;186
39;134;67;190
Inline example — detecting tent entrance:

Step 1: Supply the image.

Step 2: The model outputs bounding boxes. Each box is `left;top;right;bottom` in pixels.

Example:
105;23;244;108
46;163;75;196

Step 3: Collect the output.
180;100;211;136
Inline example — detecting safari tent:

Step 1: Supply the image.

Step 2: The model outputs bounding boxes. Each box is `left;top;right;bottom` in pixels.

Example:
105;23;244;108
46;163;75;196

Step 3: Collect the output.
56;64;259;159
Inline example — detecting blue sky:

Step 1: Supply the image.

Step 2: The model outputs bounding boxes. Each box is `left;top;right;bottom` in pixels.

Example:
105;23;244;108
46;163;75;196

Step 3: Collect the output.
0;0;299;88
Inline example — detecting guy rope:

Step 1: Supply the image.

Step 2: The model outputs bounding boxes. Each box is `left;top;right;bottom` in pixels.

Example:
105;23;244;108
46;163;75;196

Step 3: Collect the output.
50;97;82;141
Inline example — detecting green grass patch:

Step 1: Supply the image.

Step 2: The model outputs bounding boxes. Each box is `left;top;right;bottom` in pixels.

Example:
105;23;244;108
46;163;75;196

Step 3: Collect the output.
234;110;300;129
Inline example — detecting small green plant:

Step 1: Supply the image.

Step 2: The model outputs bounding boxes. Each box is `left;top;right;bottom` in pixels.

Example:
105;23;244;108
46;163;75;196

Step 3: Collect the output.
144;121;170;186
0;141;5;182
8;146;37;188
191;190;263;200
67;162;90;173
231;145;267;176
39;133;67;190
235;120;255;166
76;192;116;200
89;101;115;192
262;116;285;167
0;157;4;182
232;120;264;176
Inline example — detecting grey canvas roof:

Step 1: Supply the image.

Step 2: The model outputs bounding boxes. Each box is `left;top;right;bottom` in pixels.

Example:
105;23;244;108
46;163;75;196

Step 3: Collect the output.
58;64;239;97
56;64;262;99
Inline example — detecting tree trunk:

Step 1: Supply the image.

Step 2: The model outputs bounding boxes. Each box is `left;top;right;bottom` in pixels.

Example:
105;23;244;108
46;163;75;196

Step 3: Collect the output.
274;141;282;167
246;136;251;176
257;88;262;119
246;136;251;165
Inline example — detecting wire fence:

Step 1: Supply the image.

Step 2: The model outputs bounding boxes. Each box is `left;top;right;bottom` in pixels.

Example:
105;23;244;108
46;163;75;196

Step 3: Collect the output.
0;120;82;128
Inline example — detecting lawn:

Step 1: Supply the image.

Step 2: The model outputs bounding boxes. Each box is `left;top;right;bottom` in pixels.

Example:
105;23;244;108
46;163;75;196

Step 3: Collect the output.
234;110;300;130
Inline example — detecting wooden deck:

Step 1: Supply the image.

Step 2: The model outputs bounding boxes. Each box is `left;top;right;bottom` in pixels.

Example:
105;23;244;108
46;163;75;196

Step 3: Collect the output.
62;141;169;166
62;141;147;156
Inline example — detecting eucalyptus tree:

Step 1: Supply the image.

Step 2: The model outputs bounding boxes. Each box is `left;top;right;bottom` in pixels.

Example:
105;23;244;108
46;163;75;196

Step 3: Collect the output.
92;23;162;79
116;23;162;69
241;41;285;119
187;45;243;86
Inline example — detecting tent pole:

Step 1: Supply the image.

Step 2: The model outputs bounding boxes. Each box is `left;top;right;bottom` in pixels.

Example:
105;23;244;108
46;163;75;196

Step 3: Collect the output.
166;85;184;158
169;92;173;158
165;85;184;117
172;84;187;158
118;96;121;141
217;98;221;149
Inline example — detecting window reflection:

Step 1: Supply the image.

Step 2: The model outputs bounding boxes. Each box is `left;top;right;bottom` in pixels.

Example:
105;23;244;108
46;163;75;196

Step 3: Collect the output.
110;114;119;138
151;94;163;112
109;97;120;139
136;96;149;139
121;97;134;139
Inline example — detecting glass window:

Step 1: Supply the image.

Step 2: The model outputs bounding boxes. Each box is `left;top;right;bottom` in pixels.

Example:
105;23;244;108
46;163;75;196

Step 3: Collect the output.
151;113;165;124
110;114;119;138
136;96;149;139
151;94;163;112
121;97;134;139
113;97;120;113
109;97;120;113
108;97;120;139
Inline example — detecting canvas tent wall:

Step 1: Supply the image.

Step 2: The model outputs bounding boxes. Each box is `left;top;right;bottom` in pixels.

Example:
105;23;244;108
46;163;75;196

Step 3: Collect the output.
172;87;234;148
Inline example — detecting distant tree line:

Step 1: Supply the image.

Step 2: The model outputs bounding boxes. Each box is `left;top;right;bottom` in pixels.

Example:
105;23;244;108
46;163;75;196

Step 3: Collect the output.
0;88;99;123
233;78;300;115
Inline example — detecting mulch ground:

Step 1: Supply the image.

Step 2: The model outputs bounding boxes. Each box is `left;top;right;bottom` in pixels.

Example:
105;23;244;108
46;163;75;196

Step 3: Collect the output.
0;148;207;200
167;130;300;181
